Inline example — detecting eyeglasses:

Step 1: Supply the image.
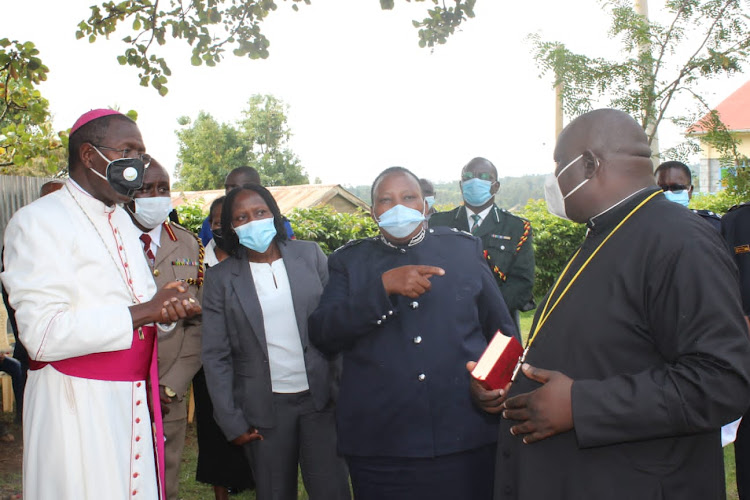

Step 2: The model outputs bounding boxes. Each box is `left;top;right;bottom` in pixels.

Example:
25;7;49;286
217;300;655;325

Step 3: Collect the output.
660;184;689;192
91;144;152;167
462;171;494;181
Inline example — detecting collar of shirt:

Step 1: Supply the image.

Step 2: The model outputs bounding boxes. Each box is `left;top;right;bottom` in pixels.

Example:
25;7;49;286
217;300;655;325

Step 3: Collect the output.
67;178;116;214
204;239;220;267
587;186;660;235
465;204;494;229
143;224;163;258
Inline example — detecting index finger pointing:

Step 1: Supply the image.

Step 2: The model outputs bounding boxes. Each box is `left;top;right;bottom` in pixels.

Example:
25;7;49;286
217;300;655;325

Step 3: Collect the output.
417;266;445;277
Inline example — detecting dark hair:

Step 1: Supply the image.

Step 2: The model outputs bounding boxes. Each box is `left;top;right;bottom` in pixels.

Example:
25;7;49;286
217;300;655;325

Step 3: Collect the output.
221;184;287;258
209;196;226;224
68;114;136;170
370;166;423;203
654;161;692;182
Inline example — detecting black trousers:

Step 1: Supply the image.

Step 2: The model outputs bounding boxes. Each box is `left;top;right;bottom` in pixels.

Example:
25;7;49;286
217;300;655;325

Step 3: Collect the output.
242;391;351;500
346;443;496;500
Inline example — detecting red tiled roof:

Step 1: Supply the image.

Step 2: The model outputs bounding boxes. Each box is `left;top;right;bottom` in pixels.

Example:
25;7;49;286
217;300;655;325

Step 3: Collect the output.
688;80;750;134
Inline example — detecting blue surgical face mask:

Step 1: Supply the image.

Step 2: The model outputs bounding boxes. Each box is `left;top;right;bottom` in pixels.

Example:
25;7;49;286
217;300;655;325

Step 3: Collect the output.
663;189;689;207
233;217;277;253
462;178;493;206
376;204;426;239
424;196;435;209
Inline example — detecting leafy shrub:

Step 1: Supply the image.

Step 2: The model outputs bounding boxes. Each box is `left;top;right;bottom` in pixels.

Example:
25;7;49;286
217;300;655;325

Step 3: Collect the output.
287;206;379;254
689;190;742;215
518;199;587;298
175;197;206;234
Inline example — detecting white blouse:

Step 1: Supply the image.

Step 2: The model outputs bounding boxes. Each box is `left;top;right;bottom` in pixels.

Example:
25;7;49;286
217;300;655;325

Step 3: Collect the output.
249;259;309;393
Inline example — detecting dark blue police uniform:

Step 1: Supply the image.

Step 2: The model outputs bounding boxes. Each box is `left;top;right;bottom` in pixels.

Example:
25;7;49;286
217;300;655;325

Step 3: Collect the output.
309;226;518;500
692;208;722;232
721;202;750;500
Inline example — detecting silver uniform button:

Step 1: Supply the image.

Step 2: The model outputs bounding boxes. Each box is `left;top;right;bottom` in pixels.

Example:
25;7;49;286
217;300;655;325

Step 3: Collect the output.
410;301;419;309
413;336;422;344
429;228;434;233
382;315;387;320
388;310;394;315
376;320;382;325
418;373;426;381
400;248;406;253
500;245;505;250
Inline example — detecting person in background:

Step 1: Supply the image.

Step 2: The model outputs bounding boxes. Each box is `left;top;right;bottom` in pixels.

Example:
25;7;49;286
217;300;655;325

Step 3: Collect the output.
721;200;750;499
193;195;256;500
198;166;294;245
654;160;721;231
419;178;437;219
309;166;517;500
202;184;350;500
429;158;535;329
0;179;64;426
1;108;201;499
125;159;204;500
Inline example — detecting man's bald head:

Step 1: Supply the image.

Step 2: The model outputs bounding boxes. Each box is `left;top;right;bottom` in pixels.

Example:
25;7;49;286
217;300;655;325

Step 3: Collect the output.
554;109;656;222
142;159;169;186
40;180;65;197
225;166;261;193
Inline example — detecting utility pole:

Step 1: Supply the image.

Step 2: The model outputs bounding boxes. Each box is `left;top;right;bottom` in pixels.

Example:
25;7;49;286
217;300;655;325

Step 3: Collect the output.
634;0;660;168
555;43;564;140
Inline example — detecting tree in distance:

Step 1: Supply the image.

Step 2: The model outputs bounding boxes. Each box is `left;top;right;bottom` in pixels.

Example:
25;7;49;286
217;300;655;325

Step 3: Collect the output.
174;94;308;190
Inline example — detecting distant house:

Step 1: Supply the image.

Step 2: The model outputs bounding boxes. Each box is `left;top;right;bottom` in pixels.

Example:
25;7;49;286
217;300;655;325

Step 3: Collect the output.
170;183;369;214
687;80;750;193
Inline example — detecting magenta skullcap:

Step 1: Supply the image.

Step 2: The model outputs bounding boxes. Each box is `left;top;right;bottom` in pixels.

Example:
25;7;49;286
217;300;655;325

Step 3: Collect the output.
70;109;124;136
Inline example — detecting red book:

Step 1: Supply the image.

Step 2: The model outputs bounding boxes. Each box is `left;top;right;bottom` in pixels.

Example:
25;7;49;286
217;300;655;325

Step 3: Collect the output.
471;331;524;390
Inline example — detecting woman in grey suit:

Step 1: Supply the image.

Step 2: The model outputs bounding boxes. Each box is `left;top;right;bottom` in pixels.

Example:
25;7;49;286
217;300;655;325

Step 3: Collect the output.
201;184;350;500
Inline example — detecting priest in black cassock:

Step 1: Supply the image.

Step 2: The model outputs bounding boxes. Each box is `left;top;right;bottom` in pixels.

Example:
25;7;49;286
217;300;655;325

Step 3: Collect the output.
470;108;750;500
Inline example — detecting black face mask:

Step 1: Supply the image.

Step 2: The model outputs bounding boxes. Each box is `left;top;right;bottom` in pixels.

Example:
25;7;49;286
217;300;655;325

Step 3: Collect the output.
212;228;226;250
91;146;148;198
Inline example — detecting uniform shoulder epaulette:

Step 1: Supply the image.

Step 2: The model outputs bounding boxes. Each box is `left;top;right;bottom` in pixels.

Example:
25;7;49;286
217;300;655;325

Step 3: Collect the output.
165;221;204;248
727;202;750;213
691;209;721;220
332;236;378;254
497;207;529;224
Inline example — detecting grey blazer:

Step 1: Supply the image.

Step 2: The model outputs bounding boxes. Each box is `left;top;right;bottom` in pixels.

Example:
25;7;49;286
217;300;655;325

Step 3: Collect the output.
201;239;335;441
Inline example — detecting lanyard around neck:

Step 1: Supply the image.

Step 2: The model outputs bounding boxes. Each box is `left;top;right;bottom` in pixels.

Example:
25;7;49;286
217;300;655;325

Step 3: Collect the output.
525;189;661;351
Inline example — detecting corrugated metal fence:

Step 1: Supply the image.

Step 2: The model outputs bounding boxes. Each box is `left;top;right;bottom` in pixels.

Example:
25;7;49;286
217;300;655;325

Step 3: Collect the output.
0;175;55;249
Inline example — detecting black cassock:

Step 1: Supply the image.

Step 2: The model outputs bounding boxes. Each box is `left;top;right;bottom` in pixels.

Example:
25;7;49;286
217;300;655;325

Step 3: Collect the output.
496;187;750;500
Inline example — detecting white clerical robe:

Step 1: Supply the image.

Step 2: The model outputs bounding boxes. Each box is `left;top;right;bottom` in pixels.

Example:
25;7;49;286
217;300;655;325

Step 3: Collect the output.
1;180;159;500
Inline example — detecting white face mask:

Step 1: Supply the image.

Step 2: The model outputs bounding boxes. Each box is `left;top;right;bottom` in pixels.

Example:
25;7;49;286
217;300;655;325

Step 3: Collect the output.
131;196;173;229
544;154;586;220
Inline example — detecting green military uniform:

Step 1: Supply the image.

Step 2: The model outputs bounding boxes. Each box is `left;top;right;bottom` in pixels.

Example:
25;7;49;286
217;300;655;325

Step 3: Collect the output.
139;221;204;500
429;205;535;317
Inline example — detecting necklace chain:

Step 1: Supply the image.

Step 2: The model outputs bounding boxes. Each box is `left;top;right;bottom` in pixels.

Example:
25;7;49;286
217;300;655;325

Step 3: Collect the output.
65;184;139;304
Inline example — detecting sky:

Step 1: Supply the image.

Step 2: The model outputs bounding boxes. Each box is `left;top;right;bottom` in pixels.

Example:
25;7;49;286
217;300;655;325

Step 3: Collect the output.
4;0;749;187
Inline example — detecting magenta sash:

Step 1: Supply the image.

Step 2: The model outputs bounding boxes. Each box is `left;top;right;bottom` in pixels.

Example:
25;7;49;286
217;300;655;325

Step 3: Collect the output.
29;326;166;500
